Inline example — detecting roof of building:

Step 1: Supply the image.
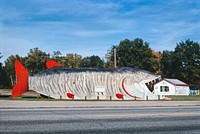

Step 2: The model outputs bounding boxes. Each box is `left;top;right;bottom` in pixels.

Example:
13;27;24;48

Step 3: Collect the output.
164;78;187;85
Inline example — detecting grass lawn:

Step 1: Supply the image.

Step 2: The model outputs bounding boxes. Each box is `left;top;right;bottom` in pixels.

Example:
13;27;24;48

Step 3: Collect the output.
1;95;200;101
166;95;200;101
0;97;58;101
1;89;200;101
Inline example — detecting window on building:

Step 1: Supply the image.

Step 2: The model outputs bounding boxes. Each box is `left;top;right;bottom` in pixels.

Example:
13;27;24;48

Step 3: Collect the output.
160;86;169;92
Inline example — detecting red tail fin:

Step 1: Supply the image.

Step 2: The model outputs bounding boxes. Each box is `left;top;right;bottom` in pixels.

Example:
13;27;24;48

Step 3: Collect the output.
46;60;62;69
12;60;29;98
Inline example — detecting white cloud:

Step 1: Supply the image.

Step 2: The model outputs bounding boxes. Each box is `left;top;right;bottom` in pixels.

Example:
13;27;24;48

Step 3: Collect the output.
0;35;35;63
0;0;199;64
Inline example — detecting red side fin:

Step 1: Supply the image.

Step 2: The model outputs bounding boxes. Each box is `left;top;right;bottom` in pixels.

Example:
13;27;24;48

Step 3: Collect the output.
116;93;123;99
67;93;74;99
46;60;62;69
12;60;29;98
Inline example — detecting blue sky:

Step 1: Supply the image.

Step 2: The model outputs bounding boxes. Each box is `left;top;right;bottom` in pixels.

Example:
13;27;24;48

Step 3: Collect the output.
0;0;200;63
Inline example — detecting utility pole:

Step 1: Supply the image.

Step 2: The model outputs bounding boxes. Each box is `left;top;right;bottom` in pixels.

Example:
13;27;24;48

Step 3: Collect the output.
114;48;117;68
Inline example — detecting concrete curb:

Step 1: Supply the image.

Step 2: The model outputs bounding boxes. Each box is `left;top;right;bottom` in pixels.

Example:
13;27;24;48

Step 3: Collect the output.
1;100;200;109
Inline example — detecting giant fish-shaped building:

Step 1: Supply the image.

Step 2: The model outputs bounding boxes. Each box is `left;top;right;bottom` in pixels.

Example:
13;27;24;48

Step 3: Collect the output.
12;60;162;100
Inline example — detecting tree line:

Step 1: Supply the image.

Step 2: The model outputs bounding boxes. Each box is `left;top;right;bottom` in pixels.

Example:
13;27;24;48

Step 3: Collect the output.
0;38;199;88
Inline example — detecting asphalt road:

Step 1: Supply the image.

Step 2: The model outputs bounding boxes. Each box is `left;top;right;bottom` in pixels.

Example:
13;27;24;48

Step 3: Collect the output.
1;106;200;134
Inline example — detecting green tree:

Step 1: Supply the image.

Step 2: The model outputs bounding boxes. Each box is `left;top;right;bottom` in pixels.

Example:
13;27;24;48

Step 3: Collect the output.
151;50;162;74
50;51;64;65
0;62;9;88
5;54;23;87
161;39;200;84
52;51;62;58
25;48;50;74
105;46;116;68
62;53;82;68
0;52;2;59
160;50;173;78
174;39;200;84
80;55;104;68
0;53;9;88
107;38;160;73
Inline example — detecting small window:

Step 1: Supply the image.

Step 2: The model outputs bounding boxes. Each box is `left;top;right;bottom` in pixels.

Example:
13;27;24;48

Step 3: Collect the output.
160;86;169;92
